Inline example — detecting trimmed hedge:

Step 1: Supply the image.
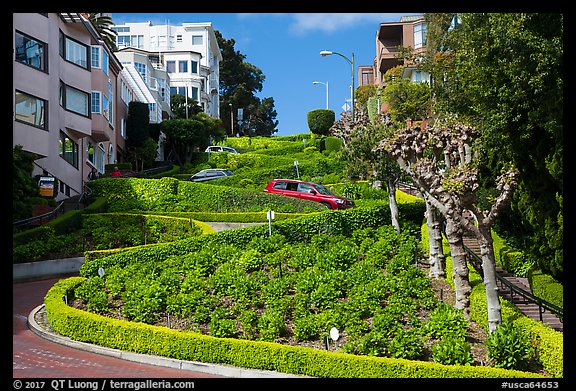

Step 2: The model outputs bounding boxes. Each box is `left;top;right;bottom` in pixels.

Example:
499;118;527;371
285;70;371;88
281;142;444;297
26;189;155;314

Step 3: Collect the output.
44;277;542;378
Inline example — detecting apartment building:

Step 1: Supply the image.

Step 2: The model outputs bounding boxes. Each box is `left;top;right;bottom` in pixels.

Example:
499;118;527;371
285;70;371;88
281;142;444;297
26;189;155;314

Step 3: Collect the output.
358;15;430;88
13;13;142;202
110;20;222;119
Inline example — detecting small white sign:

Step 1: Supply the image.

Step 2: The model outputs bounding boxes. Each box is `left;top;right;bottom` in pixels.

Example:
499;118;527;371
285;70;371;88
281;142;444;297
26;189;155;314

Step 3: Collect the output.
329;327;339;341
98;267;105;277
294;160;298;166
267;210;275;220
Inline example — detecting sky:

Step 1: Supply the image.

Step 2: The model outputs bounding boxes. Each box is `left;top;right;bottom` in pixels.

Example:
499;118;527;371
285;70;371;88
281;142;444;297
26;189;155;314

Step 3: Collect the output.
111;13;423;137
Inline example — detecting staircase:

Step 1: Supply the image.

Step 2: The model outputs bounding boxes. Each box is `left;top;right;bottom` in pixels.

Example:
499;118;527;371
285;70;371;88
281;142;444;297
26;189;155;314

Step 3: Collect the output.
462;235;563;333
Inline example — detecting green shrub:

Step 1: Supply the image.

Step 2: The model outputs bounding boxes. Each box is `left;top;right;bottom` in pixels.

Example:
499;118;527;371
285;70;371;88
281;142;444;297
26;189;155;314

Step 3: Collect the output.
307;109;335;136
487;321;534;370
425;302;468;340
431;336;474;366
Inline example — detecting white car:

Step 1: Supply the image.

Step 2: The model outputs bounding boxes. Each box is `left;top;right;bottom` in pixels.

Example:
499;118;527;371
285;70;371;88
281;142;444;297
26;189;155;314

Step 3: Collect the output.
205;146;239;154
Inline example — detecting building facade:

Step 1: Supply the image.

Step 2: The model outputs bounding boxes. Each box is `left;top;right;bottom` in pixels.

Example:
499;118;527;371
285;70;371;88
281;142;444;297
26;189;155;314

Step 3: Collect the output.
111;20;222;119
13;13;140;202
358;15;430;88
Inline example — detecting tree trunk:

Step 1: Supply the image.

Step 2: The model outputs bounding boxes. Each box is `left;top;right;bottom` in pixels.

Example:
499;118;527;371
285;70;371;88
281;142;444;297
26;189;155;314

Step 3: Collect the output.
475;220;502;333
425;198;446;278
387;179;401;234
444;216;471;319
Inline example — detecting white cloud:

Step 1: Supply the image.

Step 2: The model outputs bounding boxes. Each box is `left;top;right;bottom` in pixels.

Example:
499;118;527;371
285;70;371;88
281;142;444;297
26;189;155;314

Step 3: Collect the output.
288;13;414;34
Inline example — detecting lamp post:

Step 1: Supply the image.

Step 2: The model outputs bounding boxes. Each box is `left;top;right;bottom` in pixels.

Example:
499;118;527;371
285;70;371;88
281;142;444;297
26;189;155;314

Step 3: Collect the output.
229;103;233;135
320;50;355;122
312;81;329;109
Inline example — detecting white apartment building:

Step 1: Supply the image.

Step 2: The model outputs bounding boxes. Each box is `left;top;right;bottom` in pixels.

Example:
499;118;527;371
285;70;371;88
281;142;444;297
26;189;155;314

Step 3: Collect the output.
111;20;222;119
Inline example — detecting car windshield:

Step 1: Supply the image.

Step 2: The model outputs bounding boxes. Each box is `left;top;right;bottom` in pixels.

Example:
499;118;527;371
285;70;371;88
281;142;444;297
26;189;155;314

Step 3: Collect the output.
312;183;335;196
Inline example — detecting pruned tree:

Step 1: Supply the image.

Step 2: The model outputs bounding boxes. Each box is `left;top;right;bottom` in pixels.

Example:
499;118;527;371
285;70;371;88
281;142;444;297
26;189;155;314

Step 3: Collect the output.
380;118;518;331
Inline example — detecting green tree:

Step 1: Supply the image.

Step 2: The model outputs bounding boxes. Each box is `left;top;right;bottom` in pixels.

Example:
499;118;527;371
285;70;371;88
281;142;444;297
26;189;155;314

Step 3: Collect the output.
170;94;203;119
88;13;118;52
161;113;225;166
382;78;431;123
13;145;38;221
126;101;152;171
307;109;335;136
216;30;278;136
425;13;563;281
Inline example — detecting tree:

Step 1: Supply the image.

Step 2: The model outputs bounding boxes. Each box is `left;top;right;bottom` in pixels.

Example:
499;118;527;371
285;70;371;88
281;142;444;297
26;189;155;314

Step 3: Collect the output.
381;118;519;332
126;101;152;171
170;94;203;119
424;13;563;282
13;145;38;221
307;109;335;136
161;113;225;166
216;30;278;136
87;13;118;52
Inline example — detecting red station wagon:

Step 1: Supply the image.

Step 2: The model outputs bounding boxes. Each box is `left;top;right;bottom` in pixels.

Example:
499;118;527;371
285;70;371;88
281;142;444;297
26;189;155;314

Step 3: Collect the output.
264;179;355;210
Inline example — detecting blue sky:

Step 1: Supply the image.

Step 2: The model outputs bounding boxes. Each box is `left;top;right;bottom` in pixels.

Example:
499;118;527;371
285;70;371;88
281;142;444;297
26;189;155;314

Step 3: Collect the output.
111;13;422;137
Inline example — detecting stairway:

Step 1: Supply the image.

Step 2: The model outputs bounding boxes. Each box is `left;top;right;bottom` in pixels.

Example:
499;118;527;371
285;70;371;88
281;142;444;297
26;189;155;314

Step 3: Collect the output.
462;235;563;333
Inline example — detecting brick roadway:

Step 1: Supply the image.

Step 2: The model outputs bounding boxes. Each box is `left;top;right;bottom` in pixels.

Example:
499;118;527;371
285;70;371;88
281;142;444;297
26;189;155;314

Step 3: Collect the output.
13;278;222;379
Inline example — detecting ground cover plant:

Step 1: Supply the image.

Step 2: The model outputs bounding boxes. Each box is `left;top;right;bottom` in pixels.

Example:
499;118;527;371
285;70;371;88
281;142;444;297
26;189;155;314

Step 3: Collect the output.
68;223;545;373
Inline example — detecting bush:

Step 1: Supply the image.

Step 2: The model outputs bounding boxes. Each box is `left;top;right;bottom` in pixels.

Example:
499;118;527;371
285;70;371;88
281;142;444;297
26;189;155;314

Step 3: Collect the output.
432;336;474;366
487;321;534;370
307;109;335;136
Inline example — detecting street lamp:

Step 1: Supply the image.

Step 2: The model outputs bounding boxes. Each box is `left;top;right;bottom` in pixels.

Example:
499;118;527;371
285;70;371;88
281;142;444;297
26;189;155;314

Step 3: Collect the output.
320;50;355;122
229;103;234;135
312;81;329;109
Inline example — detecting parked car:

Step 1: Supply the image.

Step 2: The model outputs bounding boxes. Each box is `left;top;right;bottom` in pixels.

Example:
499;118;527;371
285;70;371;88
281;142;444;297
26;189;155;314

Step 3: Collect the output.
205;145;239;154
189;169;234;182
264;179;355;210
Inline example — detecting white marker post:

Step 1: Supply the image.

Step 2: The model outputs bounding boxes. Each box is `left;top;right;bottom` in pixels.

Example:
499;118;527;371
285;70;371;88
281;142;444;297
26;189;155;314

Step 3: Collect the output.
267;210;275;236
294;160;300;179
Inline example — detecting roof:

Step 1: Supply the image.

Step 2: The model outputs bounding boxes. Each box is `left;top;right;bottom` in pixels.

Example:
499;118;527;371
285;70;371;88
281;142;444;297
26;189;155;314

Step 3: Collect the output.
400;15;425;23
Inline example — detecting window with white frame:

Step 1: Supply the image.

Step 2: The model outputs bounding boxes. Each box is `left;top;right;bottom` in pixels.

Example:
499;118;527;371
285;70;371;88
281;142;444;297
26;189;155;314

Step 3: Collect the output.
91;46;100;68
108;80;114;125
191;87;198;101
192;35;203;45
178;60;188;73
15;90;47;129
98;143;105;172
91;91;101;113
176;34;182;42
134;62;146;81
102;50;109;76
414;22;427;49
166;61;175;73
191;60;198;74
60;81;89;117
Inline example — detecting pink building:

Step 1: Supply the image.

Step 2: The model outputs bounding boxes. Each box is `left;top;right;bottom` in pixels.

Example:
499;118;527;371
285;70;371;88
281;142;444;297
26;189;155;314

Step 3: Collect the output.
13;13;134;201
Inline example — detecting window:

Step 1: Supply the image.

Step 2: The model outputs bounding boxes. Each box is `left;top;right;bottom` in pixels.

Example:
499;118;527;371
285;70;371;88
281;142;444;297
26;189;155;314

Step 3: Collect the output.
191;60;198;74
59;131;79;168
191;87;198;101
121;80;132;104
178;87;186;96
178;60;188;73
103;94;109;120
112;27;130;33
59;31;88;69
15;31;47;72
15;90;46;129
108;80;114;124
414;22;427;49
134;62;146;80
91;46;100;68
192;35;203;45
60;82;89;117
91;91;101;113
116;34;143;48
176;34;182;42
102;50;109;76
166;61;175;73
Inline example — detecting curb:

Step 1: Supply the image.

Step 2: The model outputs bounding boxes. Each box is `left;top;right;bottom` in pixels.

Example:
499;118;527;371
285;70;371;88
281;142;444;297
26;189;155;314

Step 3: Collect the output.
27;304;305;378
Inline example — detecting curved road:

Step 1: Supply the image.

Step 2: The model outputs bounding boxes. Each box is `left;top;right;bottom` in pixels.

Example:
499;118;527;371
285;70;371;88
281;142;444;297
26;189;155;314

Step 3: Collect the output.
13;277;222;379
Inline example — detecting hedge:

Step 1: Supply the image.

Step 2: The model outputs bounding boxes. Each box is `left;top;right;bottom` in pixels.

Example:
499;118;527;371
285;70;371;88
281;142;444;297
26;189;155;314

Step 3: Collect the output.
44;277;542;378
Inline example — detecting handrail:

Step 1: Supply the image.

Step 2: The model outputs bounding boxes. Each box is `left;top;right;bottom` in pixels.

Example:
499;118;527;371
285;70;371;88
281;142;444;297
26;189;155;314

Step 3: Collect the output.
462;243;563;321
12;200;65;229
